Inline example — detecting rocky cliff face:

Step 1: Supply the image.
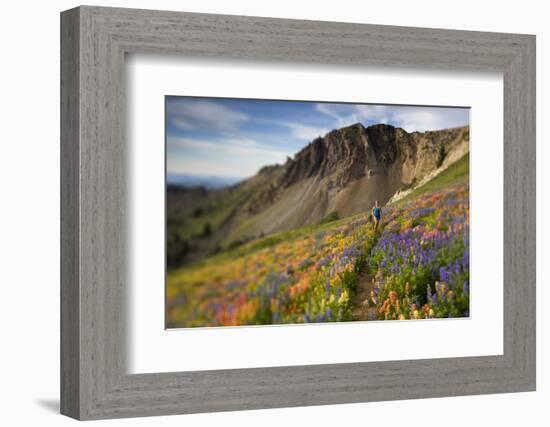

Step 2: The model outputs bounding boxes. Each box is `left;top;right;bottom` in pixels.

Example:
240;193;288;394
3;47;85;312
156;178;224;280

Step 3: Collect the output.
280;123;370;189
278;123;468;192
167;123;469;264
236;122;467;224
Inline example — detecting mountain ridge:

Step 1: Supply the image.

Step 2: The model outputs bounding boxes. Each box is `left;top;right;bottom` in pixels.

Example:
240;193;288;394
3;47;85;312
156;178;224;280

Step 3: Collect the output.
167;122;469;267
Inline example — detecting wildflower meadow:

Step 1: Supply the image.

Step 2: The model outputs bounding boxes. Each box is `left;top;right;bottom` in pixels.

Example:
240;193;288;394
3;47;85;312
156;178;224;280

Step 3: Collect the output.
166;178;470;328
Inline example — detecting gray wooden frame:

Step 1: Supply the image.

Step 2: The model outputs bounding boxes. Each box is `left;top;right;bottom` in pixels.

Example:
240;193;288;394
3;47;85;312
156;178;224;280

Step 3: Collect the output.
60;5;536;421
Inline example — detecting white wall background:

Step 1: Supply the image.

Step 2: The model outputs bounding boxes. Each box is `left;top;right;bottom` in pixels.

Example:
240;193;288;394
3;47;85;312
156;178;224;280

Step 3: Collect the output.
0;0;546;425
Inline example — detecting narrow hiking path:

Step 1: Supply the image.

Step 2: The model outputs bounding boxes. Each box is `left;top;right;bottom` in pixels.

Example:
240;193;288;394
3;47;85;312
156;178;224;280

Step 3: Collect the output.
351;269;377;321
350;224;383;321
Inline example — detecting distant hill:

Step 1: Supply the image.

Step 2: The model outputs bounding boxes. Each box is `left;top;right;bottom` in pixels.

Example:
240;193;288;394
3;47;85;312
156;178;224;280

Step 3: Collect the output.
167;173;244;189
167;122;469;267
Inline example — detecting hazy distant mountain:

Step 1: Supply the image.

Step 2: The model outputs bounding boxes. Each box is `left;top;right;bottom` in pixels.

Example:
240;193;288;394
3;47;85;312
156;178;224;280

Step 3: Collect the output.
167;123;469;267
167;173;244;189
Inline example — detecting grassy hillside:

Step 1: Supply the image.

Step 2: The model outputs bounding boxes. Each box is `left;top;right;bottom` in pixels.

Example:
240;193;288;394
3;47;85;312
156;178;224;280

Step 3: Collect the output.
166;169;282;267
166;156;470;327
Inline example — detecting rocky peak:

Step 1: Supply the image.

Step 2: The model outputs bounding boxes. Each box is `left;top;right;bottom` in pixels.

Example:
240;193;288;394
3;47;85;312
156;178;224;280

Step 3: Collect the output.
280;123;402;189
281;123;358;185
278;123;468;190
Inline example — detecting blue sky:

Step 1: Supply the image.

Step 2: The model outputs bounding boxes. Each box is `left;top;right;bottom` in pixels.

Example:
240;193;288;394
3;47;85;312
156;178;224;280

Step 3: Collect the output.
166;97;469;179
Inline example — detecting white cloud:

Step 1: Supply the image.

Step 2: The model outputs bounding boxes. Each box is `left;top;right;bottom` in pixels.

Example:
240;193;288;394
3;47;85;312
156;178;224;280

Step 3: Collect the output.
170;137;287;159
171;118;194;130
167;100;249;132
167;156;243;178
167;137;290;177
285;123;330;141
353;105;390;125
315;103;342;120
392;110;443;132
316;103;468;133
254;116;330;142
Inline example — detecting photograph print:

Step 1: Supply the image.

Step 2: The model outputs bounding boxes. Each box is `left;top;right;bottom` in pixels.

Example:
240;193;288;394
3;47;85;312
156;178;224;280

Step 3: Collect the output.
166;97;470;328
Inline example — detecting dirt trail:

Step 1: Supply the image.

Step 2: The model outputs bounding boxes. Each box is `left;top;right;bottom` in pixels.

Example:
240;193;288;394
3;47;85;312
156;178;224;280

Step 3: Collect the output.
350;223;384;321
351;269;377;321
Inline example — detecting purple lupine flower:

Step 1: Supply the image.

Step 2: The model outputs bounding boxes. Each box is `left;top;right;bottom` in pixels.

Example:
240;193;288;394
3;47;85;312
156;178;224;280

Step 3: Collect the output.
439;266;448;283
317;254;333;268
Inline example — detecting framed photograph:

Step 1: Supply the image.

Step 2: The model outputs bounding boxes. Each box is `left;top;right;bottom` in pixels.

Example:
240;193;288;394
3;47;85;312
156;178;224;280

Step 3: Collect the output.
164;96;471;328
61;6;536;420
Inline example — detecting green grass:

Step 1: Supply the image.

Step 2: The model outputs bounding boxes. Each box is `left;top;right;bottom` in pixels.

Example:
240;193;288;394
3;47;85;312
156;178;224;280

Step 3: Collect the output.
320;211;340;224
394;153;469;205
178;209;368;273
172;178;269;242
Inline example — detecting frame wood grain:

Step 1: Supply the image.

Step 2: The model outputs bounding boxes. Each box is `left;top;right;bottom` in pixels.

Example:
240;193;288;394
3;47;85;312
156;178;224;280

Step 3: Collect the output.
60;5;536;420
